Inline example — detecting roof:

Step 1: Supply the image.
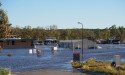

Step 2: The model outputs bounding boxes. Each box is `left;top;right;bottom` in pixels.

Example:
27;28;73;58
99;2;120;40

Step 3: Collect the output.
59;40;81;43
0;39;34;41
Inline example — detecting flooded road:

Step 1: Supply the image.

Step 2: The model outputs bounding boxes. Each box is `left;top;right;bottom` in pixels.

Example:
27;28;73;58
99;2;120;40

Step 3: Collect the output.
0;44;125;73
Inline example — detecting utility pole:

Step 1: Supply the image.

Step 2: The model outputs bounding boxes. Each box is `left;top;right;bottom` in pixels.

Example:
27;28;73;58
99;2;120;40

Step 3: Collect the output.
78;22;84;60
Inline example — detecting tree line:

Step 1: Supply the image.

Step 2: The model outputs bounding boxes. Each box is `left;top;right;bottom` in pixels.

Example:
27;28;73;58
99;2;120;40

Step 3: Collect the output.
10;25;125;42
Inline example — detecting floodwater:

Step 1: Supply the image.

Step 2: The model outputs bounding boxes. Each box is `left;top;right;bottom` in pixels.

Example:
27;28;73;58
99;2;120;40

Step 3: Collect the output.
0;44;125;73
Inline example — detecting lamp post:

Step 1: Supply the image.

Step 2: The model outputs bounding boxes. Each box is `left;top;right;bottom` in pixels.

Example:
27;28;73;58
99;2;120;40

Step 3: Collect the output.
78;22;84;60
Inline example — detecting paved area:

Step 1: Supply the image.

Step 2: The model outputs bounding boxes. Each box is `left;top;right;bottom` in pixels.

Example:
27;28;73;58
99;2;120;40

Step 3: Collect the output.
15;70;91;75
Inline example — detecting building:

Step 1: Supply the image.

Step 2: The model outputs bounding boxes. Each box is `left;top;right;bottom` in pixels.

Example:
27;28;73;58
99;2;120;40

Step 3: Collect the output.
96;38;120;44
0;39;34;49
59;39;96;49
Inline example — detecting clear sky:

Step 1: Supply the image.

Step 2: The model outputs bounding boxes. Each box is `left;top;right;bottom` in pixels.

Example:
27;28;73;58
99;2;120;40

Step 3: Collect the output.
1;0;125;29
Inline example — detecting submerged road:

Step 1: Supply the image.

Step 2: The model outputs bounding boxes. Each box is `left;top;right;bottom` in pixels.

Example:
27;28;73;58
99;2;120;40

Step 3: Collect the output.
0;44;125;73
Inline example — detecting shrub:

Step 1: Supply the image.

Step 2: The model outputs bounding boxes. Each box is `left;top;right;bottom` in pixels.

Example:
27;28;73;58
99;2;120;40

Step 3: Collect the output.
71;62;81;68
71;58;125;75
0;69;9;75
120;65;125;70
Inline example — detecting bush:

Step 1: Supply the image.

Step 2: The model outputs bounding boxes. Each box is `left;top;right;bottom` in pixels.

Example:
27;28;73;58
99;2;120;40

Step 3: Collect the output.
71;62;81;68
0;69;9;75
120;65;125;70
71;58;125;75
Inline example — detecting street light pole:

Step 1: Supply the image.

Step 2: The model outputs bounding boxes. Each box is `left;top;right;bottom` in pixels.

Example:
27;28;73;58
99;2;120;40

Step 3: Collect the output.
78;22;84;60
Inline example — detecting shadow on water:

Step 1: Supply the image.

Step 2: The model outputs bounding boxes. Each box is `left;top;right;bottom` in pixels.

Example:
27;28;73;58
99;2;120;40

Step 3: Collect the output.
0;44;125;73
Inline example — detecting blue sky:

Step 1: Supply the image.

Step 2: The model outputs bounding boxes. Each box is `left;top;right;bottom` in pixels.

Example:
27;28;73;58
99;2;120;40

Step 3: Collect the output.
1;0;125;29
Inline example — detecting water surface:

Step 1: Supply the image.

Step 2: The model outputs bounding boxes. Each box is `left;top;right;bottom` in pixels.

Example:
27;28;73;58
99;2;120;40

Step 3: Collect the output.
0;44;125;73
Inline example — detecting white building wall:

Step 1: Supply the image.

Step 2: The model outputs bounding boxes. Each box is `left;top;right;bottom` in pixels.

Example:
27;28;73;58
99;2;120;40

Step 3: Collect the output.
59;39;95;49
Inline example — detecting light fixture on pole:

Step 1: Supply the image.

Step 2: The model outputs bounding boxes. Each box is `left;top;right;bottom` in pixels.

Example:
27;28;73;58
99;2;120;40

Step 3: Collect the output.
78;22;84;60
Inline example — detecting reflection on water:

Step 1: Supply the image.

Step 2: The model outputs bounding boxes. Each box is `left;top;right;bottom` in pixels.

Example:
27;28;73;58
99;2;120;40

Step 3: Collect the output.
0;44;125;73
0;50;1;55
52;50;57;55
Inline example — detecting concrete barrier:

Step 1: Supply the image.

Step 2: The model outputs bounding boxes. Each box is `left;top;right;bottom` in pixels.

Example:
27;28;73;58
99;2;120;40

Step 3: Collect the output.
114;55;120;68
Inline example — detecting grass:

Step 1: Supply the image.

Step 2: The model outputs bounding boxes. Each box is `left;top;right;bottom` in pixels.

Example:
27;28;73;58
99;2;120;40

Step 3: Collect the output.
0;68;9;75
71;58;125;75
95;60;125;65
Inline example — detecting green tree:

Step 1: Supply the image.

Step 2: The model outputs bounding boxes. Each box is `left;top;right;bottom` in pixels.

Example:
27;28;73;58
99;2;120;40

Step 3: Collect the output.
11;26;21;38
0;9;9;25
102;28;110;40
118;26;125;40
49;25;58;37
94;29;102;40
109;25;117;38
21;26;33;39
32;27;45;40
0;3;11;39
